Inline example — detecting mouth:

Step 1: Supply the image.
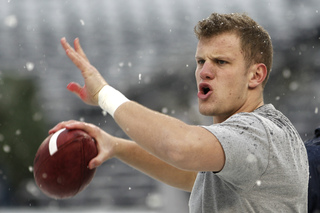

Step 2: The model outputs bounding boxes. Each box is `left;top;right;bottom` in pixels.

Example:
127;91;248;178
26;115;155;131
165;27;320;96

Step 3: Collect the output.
198;83;213;100
202;87;211;95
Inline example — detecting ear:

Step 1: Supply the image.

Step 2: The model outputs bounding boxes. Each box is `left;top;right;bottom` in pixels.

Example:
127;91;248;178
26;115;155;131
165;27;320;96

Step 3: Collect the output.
248;63;267;89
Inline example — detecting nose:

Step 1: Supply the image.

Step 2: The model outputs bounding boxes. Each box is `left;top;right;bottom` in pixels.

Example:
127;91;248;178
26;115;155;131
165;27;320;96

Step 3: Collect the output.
199;62;214;80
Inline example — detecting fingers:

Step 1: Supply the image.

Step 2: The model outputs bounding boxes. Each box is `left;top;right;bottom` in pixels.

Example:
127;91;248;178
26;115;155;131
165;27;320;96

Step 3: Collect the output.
48;120;87;134
61;37;89;63
65;47;92;75
49;120;100;139
74;38;90;62
60;37;78;59
61;37;92;73
60;37;72;51
48;120;77;134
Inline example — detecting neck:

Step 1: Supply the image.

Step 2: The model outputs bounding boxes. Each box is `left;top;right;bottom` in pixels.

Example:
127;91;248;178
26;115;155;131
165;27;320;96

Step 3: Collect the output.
212;98;264;124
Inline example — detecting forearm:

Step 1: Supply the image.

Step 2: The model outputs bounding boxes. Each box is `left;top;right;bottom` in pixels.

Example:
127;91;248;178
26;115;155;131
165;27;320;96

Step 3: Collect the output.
115;137;196;192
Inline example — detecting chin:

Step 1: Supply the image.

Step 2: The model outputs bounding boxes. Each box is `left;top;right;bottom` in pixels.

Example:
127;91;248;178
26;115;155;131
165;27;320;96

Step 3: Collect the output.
199;107;215;116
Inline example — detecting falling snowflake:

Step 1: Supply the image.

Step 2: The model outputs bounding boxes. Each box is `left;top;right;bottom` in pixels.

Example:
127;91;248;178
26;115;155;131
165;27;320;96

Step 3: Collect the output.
138;73;142;84
102;110;107;116
25;62;35;71
162;107;168;114
282;69;291;79
80;19;85;26
289;81;299;91
15;129;21;135
32;112;42;121
4;15;17;28
3;145;11;153
256;180;262;186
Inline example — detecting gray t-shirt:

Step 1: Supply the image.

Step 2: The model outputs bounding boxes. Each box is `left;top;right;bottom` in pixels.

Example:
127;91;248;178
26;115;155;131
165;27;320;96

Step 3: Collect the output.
189;104;309;212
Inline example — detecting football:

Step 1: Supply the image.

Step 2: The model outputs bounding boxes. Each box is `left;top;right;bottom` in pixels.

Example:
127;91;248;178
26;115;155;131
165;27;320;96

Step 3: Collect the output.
33;128;98;199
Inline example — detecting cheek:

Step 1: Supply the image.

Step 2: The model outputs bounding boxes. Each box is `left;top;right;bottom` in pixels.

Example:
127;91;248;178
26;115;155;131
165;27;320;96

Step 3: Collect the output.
195;70;200;82
222;78;246;98
229;83;248;100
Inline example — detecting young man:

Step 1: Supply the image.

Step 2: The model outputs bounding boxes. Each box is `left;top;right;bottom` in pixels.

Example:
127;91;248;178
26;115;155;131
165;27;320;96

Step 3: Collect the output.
50;13;309;212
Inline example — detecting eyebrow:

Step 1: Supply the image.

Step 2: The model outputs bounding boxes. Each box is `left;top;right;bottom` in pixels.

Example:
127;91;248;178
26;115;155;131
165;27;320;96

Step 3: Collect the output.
195;55;235;61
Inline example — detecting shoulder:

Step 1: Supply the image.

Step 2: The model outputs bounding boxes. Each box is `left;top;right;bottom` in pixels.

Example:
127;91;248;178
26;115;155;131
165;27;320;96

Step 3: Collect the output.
201;112;270;188
204;109;268;137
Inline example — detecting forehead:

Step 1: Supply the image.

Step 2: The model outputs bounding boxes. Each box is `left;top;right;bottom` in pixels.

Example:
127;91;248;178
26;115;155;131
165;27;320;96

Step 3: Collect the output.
196;33;243;58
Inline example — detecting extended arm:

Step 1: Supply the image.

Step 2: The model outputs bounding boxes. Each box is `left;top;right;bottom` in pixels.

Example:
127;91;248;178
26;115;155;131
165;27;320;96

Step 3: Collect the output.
114;101;225;172
50;121;197;191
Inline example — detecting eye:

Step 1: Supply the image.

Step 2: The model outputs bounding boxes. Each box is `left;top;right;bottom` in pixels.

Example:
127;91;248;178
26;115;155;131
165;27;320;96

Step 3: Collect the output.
216;60;227;65
197;59;205;65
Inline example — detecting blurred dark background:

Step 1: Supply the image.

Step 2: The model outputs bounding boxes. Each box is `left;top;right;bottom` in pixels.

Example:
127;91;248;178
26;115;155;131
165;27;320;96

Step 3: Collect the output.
0;0;319;212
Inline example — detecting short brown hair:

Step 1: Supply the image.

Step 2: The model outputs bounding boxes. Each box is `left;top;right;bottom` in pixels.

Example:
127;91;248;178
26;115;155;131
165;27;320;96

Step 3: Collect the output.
194;13;273;87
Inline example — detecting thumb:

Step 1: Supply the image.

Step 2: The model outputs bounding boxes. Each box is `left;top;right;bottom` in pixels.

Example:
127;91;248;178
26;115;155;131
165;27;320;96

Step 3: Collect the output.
88;155;105;169
67;82;92;104
67;82;82;96
88;141;114;169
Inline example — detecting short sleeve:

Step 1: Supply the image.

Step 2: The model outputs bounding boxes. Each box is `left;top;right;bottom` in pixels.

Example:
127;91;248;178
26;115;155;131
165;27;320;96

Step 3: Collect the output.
202;113;269;190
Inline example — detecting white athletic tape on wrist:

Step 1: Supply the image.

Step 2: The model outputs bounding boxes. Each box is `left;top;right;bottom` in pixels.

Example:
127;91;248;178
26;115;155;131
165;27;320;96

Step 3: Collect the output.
98;85;129;117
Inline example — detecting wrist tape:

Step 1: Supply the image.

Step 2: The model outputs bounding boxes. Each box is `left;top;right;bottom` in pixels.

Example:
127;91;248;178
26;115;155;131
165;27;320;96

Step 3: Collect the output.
98;85;129;117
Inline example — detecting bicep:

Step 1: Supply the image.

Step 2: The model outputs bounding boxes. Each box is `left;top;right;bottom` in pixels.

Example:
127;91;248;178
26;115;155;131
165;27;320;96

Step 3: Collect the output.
174;126;225;172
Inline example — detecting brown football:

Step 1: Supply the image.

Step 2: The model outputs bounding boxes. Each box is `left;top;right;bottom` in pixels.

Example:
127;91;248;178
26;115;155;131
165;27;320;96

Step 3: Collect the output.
33;128;98;199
